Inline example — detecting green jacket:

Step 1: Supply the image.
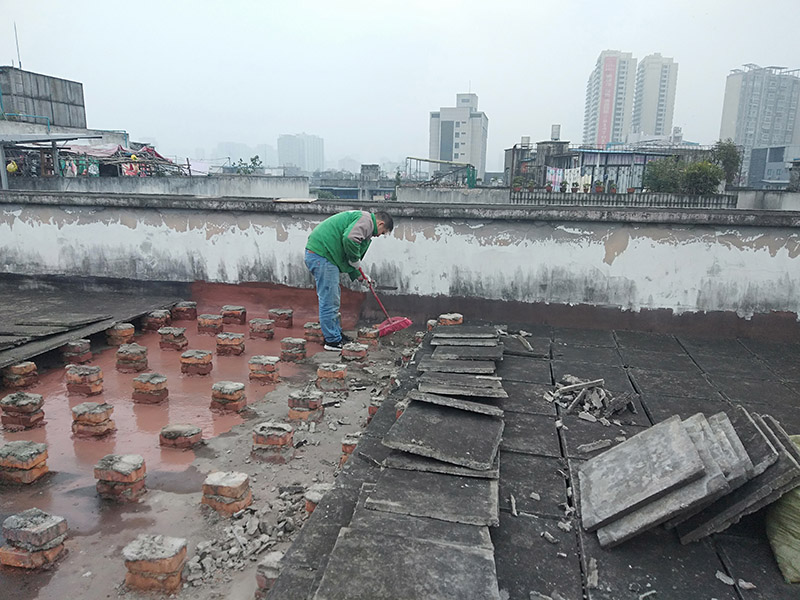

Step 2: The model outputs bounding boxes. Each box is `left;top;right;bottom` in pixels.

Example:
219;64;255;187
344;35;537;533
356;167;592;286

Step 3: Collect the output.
306;211;378;280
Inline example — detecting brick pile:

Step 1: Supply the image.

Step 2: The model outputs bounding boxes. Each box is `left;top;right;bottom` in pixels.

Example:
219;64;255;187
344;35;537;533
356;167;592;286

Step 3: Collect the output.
211;381;246;411
249;355;280;384
339;432;361;467
252;422;294;463
1;392;44;431
171;300;198;321
303;322;324;344
341;342;368;362
280;337;306;362
426;319;438;331
197;314;223;335
158;326;188;351
221;305;247;325
0;441;48;484
2;361;38;389
288;390;324;422
357;327;380;348
255;552;284;599
216;332;245;356
132;373;168;404
106;323;135;346
60;339;92;364
142;309;171;331
71;402;116;437
201;471;253;515
304;483;333;514
122;534;187;593
94;454;147;502
268;308;293;328
249;318;275;340
116;343;148;373
438;312;463;326
0;508;67;569
159;424;203;449
316;363;348;392
181;350;213;375
66;364;103;396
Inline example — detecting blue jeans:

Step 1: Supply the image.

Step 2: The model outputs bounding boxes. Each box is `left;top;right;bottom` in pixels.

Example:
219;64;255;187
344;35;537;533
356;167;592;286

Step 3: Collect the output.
304;250;342;343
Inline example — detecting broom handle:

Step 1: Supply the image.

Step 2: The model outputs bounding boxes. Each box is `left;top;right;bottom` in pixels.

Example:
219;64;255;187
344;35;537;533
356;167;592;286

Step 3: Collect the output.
360;268;391;320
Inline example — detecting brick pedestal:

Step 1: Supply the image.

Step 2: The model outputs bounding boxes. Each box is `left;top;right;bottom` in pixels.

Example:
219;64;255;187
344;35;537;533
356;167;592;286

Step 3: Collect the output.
106;323;135;346
316;363;348;392
221;305;247;325
396;397;409;419
180;350;213;376
159;424;203;449
170;301;197;321
2;361;38;390
357;327;380;348
280;337;306;362
249;355;280;384
303;322;324;344
0;508;67;569
287;390;324;422
142;310;171;331
438;312;463;326
255;552;284;599
1;392;45;431
268;308;293;328
60;339;92;364
132;373;168;404
341;342;368;362
157;327;188;351
413;331;426;345
94;454;147;502
66;365;103;396
211;381;246;411
0;441;49;484
201;471;253;515
71;402;116;437
304;483;332;514
249;318;275;340
426;319;438;331
216;332;245;356
252;422;294;463
116;343;148;373
339;432;361;467
368;398;382;423
122;534;187;593
197;314;223;335
399;348;415;366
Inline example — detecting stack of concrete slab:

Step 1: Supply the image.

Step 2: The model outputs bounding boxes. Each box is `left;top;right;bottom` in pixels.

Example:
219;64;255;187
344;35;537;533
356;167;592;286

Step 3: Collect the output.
578;404;800;547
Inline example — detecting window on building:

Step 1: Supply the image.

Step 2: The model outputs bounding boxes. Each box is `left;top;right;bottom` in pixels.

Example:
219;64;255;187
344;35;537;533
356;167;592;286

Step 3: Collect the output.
455;132;460;138
454;143;460;148
455;122;460;128
453;153;459;158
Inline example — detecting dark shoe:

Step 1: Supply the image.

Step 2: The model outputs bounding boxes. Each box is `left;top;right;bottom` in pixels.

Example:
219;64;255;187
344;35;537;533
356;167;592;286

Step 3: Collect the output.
340;333;353;343
323;340;343;351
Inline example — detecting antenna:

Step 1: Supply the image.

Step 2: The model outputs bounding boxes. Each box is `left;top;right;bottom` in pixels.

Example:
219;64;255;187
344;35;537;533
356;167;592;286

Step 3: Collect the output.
14;22;22;69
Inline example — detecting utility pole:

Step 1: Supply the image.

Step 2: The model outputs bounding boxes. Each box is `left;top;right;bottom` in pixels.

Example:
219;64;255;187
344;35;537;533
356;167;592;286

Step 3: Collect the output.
14;22;22;69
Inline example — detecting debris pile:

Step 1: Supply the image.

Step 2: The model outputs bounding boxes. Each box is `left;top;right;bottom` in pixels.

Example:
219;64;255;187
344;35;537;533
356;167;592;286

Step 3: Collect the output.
546;374;636;422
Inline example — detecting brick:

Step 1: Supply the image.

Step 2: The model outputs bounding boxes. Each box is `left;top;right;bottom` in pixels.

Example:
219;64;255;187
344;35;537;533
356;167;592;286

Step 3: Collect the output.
106;323;135;345
426;319;438;331
142;310;171;331
197;314;223;334
66;365;103;384
180;350;212;375
0;441;47;470
71;402;114;424
211;381;245;401
317;363;347;379
210;399;247;412
202;471;250;498
0;463;49;484
4;361;37;376
368;398;382;418
157;327;188;351
303;322;324;343
0;543;65;569
414;331;426;344
250;355;279;371
316;378;349;393
268;308;294;327
304;483;332;514
249;371;281;384
1;411;45;430
116;344;148;372
66;381;104;396
71;420;117;437
1;392;44;414
2;508;67;550
341;432;361;455
182;364;213;376
280;349;306;362
2;372;39;389
124;570;182;592
438;312;463;326
217;344;245;357
61;339;90;354
132;372;167;392
342;342;369;362
123;535;187;575
288;407;324;422
159;424;202;449
94;454;146;483
201;489;253;515
252;422;293;447
170;301;197;321
256;552;283;593
96;478;147;501
288;390;323;410
249;318;275;339
221;305;247;325
62;350;92;364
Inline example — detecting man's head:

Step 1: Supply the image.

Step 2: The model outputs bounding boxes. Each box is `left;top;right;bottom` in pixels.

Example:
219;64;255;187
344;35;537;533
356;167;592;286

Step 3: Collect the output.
375;211;394;237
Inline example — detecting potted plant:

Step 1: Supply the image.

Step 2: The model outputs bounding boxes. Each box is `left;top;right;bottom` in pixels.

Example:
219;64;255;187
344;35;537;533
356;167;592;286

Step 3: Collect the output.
627;186;635;193
608;180;617;194
583;183;590;193
545;182;553;192
572;181;579;193
559;180;568;193
527;180;536;192
512;176;524;192
594;180;604;193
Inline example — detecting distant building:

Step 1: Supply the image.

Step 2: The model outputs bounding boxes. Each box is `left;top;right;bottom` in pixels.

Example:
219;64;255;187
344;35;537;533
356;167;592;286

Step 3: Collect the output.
583;50;637;147
0;66;86;128
720;64;800;181
429;93;489;180
631;53;678;138
278;133;324;173
747;144;800;189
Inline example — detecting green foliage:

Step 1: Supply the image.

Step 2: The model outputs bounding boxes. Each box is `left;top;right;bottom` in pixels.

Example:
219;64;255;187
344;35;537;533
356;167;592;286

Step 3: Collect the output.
711;139;742;185
234;155;263;175
316;190;336;200
681;161;724;195
643;158;683;192
644;158;724;195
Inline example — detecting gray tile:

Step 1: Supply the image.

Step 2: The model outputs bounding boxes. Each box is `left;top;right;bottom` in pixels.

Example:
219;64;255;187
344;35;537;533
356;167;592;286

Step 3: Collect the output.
708;374;800;406
432;345;504;361
679;337;754;359
629;367;716;398
692;355;776;380
499;412;560;458
384;449;499;480
614;330;683;353
498;381;557;416
494;355;552;384
620;347;700;372
430;337;499;347
416;358;496;374
432;325;499;338
552;344;622;366
553;328;616;347
501;334;550;358
559;415;648;460
641;393;731;424
498;451;568;518
716;535;800;599
406;389;504;417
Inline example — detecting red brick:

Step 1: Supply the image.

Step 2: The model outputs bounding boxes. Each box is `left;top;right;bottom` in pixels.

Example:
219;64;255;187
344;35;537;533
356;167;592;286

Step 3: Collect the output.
288;407;324;422
159;339;188;351
0;463;49;484
221;305;247;325
202;472;249;498
132;375;167;393
66;366;103;384
252;423;293;447
210;399;247;412
268;309;293;328
4;362;36;376
142;310;171;331
62;350;92;364
280;350;306;362
124;569;182;592
317;364;347;379
180;350;212;364
2;373;39;389
116;360;148;373
288;391;323;410
437;313;463;326
170;301;197;321
66;381;103;396
426;319;438;331
197;314;223;334
249;372;281;384
96;478;147;501
181;364;213;376
132;389;169;404
0;444;47;470
71;420;116;437
125;545;187;575
1;411;45;430
0;543;65;569
201;489;253;515
94;455;146;483
216;345;245;357
159;432;202;449
71;402;114;424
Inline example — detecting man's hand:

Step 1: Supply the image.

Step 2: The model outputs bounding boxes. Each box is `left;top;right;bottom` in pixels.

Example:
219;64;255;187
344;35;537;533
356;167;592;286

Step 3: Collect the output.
358;269;375;287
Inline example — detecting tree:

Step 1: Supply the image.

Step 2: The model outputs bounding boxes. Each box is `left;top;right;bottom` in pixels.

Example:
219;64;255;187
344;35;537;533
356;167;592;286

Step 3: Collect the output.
391;170;401;201
234;155;263;175
681;161;724;195
711;139;742;186
643;158;683;192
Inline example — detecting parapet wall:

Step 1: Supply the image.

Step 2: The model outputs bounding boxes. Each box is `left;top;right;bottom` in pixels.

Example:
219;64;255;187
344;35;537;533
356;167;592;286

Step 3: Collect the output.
1;191;799;322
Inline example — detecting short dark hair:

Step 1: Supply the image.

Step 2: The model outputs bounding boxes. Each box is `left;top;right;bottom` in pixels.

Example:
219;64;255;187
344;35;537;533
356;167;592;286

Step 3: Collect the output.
375;211;394;232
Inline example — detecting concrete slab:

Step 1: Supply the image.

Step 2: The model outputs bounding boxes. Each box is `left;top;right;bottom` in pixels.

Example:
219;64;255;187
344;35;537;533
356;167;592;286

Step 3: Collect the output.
365;468;499;526
716;535;800;600
432;344;504;361
614;330;684;353
382;401;504;470
707;374;800;406
680;337;755;359
552;328;616;348
418;381;508;398
494;355;552;385
282;522;341;570
619;347;700;372
498;381;557;416
578;416;705;531
491;512;583;600
384;449;500;479
313;528;501;600
629;367;717;398
418;371;506;391
691;355;775;380
498;451;568;518
595;413;729;548
416;358;496;374
559;415;648;459
729;405;778;477
265;566;320;600
432;325;499;338
430;337;499;347
552;345;621;366
361;400;400;441
499;412;561;458
406;389;504;417
707;411;755;483
500;334;550;358
641;392;731;424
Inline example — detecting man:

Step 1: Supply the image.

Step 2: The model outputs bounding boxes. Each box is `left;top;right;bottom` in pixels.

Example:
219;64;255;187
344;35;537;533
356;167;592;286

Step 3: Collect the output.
305;210;394;351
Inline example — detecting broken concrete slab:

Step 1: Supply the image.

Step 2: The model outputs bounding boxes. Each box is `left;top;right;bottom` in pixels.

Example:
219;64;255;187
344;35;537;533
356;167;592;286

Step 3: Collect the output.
579;416;705;531
707;411;754;484
498;381;557;416
265;566;320;600
281;522;341;571
418;372;505;390
405;389;504;416
416;358;496;374
500;412;561;458
498;451;568;518
313;528;501;600
430;337;499;347
494;355;552;385
418;381;508;399
551;362;634;395
382;400;503;470
431;345;504;361
384;449;500;479
365;468;499;526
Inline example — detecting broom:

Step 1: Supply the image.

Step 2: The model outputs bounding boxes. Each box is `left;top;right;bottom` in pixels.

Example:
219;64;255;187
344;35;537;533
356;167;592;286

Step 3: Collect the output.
359;269;412;336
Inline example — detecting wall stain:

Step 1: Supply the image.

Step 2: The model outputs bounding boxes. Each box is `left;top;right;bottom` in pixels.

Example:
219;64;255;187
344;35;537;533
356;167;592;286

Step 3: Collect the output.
603;230;630;265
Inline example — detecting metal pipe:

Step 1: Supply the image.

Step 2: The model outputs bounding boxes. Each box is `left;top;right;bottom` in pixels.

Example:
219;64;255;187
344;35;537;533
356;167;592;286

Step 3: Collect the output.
3;112;51;133
0;144;8;190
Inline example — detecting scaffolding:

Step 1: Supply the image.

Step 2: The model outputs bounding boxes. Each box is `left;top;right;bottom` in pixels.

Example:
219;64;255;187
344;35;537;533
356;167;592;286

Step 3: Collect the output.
404;156;477;188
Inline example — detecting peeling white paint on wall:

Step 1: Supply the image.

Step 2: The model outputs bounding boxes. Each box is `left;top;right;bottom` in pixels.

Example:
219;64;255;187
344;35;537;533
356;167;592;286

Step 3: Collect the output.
1;205;798;320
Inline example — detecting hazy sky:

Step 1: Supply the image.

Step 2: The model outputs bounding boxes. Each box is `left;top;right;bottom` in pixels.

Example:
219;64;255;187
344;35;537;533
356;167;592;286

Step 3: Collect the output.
2;0;797;171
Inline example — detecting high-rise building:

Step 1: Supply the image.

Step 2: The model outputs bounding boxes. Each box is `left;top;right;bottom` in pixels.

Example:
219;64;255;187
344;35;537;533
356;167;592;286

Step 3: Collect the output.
631;53;679;137
277;133;325;173
583;50;637;147
720;64;800;179
429;93;489;180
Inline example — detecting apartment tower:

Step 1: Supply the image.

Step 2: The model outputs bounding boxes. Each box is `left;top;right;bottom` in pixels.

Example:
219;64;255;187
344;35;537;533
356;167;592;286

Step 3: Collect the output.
631;53;679;137
583;50;637;147
429;93;489;180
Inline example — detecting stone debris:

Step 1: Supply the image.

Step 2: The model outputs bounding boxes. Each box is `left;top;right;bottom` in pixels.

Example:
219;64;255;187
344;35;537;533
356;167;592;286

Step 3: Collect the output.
280;337;307;362
170;300;197;321
586;557;599;589
737;579;756;590
122;534;187;593
211;381;247;412
268;308;294;328
71;402;116;437
66;364;103;396
94;454;147;502
540;531;558;544
303;321;324;344
106;322;134;346
197;314;223;335
0;440;49;484
60;339;91;364
116;343;148;373
132;372;168;404
160;424;203;449
426;319;438;331
217;332;245;356
509;494;518;516
1;391;45;431
181;349;213;376
249;355;280;384
202;471;253;516
0;508;68;569
577;439;614;454
142;309;171;331
715;570;735;585
221;305;247;325
157;326;188;351
549;374;636;419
